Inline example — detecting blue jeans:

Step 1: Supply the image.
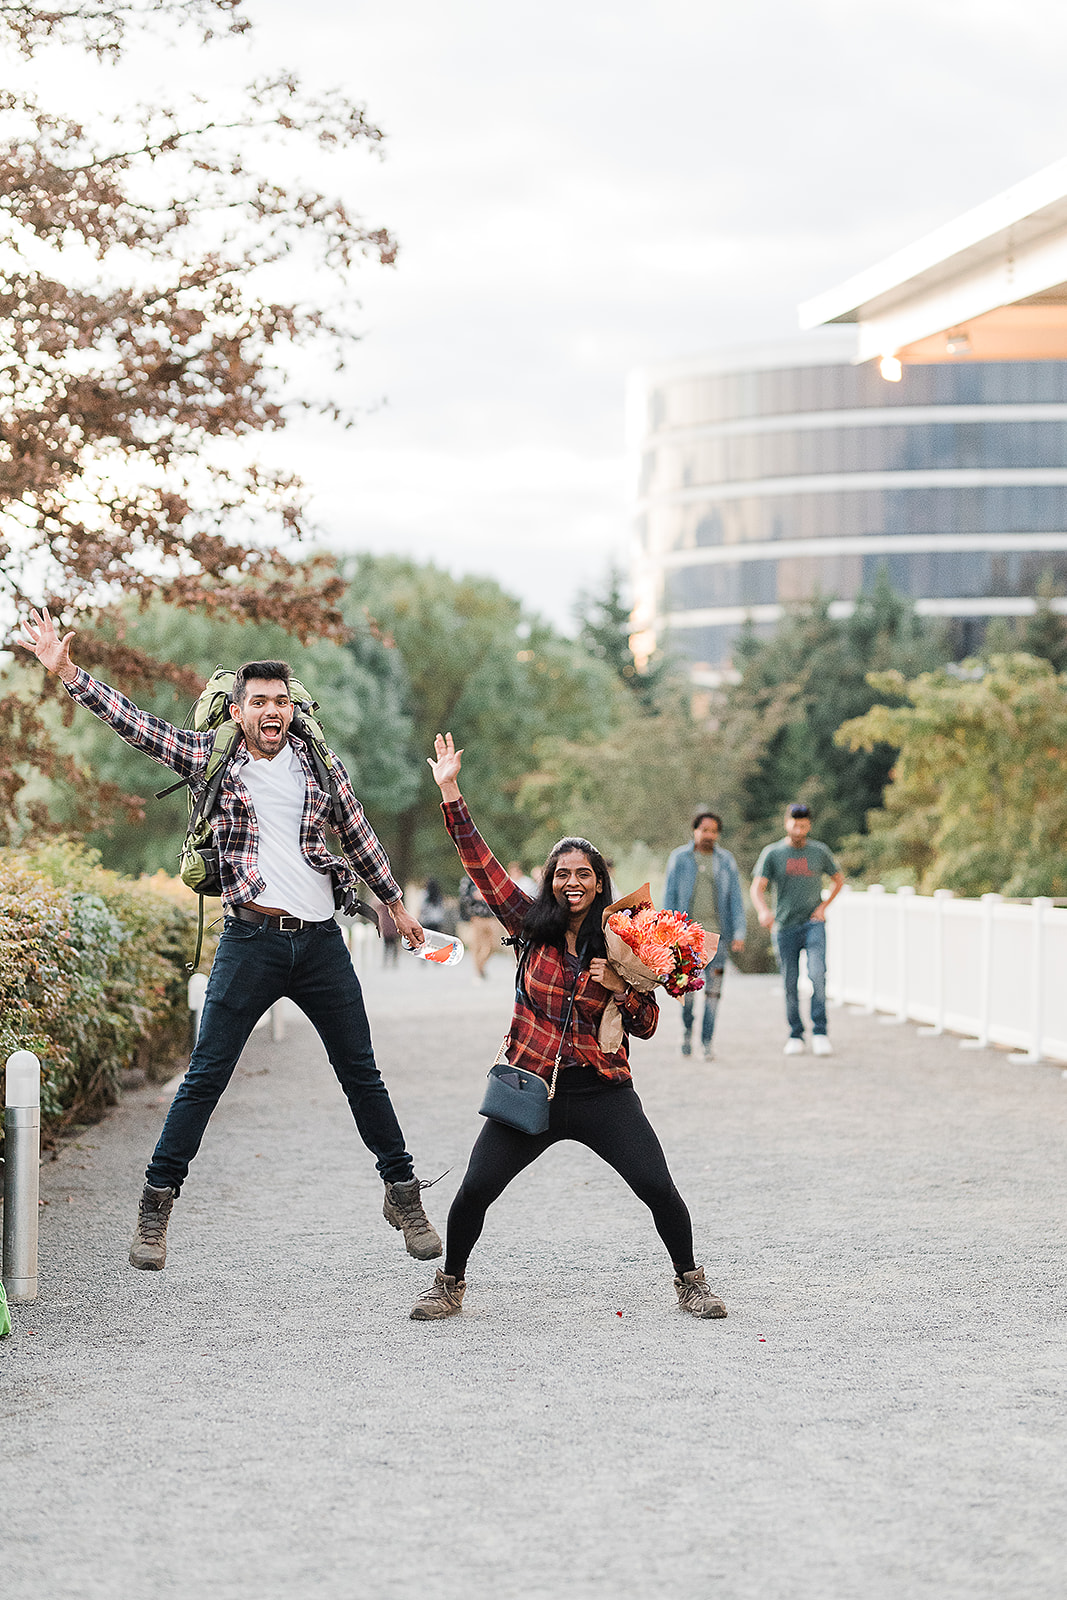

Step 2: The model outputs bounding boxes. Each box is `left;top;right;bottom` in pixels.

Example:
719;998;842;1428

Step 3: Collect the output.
146;917;413;1192
775;919;828;1039
682;964;725;1046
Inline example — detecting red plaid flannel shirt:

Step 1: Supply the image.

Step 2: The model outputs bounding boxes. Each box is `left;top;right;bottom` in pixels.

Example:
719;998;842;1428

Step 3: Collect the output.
64;669;402;909
442;797;657;1083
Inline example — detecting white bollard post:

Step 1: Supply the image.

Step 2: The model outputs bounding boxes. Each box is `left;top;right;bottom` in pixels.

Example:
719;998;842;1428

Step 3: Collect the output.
918;889;953;1037
3;1050;41;1303
187;972;208;1046
961;892;1002;1052
1010;897;1051;1065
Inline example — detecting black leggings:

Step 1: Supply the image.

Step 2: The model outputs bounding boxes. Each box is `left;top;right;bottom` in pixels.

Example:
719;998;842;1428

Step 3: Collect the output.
443;1072;695;1280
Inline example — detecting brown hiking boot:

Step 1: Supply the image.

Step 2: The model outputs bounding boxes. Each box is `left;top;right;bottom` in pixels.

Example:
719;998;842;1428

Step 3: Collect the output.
129;1183;176;1271
410;1269;466;1320
674;1266;727;1319
382;1177;443;1260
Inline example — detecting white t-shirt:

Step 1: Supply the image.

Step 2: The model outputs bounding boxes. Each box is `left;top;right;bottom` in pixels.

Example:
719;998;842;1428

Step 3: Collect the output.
236;742;335;921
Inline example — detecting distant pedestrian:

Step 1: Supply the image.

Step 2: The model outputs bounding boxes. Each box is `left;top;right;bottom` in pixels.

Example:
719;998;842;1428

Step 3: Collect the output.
663;811;746;1060
460;871;505;979
419;878;450;934
751;804;845;1057
408;732;728;1323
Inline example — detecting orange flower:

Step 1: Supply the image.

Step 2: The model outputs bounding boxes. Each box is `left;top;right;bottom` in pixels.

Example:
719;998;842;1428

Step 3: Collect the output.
635;922;680;976
677;922;709;963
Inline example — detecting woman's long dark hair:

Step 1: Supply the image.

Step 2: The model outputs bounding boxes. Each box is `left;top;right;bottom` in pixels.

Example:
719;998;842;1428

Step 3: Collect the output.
521;837;614;966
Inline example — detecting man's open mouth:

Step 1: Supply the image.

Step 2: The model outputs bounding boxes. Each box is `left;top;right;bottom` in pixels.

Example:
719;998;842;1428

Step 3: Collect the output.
261;721;283;738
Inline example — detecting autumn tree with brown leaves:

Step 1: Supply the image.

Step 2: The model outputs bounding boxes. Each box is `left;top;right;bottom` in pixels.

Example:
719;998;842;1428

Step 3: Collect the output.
0;0;396;840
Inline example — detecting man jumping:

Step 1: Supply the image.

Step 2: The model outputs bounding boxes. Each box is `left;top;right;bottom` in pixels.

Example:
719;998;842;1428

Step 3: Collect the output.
20;608;442;1271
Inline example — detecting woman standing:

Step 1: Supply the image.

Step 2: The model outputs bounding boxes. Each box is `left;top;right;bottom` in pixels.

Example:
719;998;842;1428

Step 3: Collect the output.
409;733;727;1322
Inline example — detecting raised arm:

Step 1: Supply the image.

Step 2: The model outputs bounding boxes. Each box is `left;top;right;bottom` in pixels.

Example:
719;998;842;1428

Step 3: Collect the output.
19;606;212;780
428;733;531;936
19;607;78;683
427;731;463;803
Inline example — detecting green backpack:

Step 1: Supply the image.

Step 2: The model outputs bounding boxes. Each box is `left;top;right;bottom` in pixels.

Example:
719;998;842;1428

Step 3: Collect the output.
158;667;375;968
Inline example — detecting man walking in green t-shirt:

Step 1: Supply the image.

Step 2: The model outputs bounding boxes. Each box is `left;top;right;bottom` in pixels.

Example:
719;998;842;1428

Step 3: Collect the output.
751;804;845;1058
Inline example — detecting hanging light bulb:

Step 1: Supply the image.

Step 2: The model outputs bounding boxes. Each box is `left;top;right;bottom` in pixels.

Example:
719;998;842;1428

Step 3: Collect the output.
879;355;903;382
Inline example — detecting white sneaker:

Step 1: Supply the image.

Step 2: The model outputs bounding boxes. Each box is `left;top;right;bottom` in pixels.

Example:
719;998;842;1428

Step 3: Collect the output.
783;1038;805;1056
811;1036;833;1057
702;1043;715;1062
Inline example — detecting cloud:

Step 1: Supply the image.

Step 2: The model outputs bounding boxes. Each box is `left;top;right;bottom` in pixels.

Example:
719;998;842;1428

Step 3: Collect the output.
15;0;1067;623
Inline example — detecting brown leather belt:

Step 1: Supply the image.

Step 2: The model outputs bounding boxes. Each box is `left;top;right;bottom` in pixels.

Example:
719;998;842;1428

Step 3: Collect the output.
231;906;334;932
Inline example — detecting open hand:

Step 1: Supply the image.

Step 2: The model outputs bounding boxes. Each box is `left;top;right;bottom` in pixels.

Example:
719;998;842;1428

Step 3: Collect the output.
427;732;463;794
18;607;77;682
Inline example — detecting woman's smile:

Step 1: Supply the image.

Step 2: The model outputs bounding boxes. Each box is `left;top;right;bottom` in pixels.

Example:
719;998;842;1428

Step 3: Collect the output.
552;850;601;923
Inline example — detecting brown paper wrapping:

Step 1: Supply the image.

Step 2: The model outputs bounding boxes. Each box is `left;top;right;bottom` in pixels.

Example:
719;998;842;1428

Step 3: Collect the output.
597;884;662;1053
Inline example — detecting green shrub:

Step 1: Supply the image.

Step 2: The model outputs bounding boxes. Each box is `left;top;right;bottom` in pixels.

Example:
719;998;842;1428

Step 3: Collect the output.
0;841;194;1147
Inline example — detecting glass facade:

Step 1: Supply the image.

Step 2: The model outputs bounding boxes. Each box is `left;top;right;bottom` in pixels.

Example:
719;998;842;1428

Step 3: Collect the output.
633;345;1067;672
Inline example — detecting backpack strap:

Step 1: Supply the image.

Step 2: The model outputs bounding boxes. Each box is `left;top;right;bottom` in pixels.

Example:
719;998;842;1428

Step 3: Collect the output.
188;722;241;834
189;894;207;973
291;708;346;835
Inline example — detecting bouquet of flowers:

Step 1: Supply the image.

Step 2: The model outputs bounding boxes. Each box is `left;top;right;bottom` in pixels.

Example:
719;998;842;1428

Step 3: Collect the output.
597;883;716;1052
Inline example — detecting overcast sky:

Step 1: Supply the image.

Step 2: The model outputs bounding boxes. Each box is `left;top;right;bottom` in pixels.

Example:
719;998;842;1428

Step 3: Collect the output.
29;0;1067;625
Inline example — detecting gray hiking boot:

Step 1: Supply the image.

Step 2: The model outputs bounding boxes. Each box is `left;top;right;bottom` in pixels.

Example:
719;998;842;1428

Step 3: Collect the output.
383;1177;443;1260
410;1269;466;1320
129;1183;176;1271
674;1266;727;1319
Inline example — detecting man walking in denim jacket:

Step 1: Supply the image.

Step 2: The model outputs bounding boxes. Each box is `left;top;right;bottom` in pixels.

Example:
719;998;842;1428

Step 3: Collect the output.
20;608;442;1273
751;803;845;1058
663;811;746;1060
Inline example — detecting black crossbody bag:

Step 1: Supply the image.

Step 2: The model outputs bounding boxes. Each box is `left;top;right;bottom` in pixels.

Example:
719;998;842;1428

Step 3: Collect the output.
479;943;579;1135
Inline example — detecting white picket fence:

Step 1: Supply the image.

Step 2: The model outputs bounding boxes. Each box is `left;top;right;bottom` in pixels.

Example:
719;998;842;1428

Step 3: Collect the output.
824;885;1067;1063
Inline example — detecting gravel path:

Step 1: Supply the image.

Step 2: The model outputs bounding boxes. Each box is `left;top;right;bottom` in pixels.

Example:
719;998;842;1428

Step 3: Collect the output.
2;949;1065;1599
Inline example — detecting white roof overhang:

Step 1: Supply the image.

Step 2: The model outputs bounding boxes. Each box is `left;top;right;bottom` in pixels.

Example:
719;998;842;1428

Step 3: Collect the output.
798;156;1067;364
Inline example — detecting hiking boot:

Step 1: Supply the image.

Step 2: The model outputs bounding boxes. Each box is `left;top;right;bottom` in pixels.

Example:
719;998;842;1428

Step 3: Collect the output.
129;1183;176;1271
410;1269;466;1320
674;1266;727;1319
383;1177;443;1260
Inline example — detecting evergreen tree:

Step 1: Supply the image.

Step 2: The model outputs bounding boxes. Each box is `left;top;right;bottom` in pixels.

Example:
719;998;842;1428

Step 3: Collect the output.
574;567;671;710
718;575;949;851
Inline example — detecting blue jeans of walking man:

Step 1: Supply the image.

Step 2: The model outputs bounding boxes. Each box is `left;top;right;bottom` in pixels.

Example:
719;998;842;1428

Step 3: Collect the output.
682;964;725;1049
775;919;827;1040
147;916;413;1192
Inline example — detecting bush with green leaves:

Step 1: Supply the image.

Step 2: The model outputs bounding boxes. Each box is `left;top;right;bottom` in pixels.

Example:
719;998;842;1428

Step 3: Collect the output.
0;842;193;1148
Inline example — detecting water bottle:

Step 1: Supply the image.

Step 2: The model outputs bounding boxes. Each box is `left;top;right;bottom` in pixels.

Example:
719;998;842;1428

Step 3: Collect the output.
407;930;465;966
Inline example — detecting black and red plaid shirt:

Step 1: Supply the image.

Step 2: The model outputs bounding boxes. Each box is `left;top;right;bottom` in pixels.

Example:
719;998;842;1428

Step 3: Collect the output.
442;797;657;1084
64;668;402;909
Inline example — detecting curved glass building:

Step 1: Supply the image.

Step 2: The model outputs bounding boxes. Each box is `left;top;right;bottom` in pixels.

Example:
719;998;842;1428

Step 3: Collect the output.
629;330;1067;678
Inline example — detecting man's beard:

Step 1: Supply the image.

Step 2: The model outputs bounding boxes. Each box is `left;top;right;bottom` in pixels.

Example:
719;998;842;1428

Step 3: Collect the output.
248;725;286;757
